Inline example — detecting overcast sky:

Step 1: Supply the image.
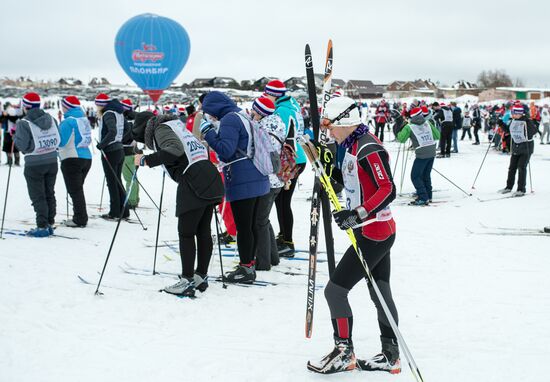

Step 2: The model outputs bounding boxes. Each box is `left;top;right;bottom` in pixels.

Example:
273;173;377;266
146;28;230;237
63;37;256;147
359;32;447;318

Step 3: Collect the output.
3;0;550;87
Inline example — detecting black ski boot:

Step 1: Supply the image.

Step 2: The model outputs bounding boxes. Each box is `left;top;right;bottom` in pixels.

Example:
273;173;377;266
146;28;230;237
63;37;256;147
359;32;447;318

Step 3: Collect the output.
278;241;295;258
193;272;208;292
357;337;401;374
307;337;356;374
225;264;256;284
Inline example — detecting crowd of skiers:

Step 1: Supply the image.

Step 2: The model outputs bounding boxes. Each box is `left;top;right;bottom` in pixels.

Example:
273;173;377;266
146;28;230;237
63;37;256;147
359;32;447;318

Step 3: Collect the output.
1;85;547;375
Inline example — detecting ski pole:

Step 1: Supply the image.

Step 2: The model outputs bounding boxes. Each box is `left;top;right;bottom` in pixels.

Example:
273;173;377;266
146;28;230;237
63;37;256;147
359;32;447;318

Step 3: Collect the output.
123;162;164;215
95;167;139;295
66;192;69;220
96;144;146;227
392;143;402;179
152;171;166;275
300;137;424;382
399;145;411;194
99;176;105;211
470;131;497;189
0;141;15;239
213;207;227;289
131;207;147;231
433;167;472;197
527;142;534;193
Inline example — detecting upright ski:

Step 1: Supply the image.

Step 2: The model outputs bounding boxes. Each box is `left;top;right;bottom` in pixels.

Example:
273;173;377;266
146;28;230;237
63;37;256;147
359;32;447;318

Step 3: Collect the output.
304;40;337;339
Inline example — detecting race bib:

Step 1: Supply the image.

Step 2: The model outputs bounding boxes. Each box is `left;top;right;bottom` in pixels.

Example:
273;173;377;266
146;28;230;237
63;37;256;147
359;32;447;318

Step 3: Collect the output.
163;120;209;173
509;120;528;144
410;122;435;147
27;118;60;156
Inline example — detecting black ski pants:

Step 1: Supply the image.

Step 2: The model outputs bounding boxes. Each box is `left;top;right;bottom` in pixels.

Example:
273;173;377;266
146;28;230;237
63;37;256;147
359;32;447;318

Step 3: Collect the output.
61;158;91;226
101;148;128;218
506;152;531;193
178;204;215;278
375;122;386;142
461;127;472;140
324;233;398;340
440;124;453;155
24;163;58;228
231;195;262;265
254;187;281;270
275;163;306;242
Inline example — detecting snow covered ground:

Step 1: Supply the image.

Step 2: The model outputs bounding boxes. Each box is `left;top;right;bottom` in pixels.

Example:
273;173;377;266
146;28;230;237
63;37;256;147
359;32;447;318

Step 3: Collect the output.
1;128;549;382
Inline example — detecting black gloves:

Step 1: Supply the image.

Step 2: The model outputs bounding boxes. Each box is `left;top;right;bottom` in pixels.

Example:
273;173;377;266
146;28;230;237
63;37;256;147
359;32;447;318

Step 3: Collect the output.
332;209;361;230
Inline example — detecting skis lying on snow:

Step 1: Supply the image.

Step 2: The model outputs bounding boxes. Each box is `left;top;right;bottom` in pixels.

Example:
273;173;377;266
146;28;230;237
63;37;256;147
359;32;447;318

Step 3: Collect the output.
477;193;532;203
392;200;448;207
2;227;79;240
77;274;195;298
90;214;142;225
120;263;278;287
466;223;550;237
142;238;331;263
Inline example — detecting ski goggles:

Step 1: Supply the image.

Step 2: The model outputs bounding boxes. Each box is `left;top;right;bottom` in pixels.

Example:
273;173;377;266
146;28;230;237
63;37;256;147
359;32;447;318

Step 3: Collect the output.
321;103;358;127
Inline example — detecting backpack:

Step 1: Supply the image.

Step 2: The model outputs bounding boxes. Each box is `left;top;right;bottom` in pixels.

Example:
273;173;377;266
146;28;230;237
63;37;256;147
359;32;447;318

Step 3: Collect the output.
269;134;298;184
234;112;281;176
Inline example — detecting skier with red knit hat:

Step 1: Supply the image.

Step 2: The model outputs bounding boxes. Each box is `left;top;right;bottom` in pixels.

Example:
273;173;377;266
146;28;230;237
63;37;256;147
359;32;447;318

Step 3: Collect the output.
263;79;307;256
120;98;140;209
397;106;440;205
95;93;130;220
14;92;61;237
498;103;538;197
249;95;286;269
58;95;93;227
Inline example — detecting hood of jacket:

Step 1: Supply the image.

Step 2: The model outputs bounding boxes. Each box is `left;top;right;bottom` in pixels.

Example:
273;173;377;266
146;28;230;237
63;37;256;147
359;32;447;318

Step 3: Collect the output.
25;108;52;130
63;107;85;119
201;91;240;120
145;114;179;150
410;114;426;125
103;99;125;114
132;111;155;143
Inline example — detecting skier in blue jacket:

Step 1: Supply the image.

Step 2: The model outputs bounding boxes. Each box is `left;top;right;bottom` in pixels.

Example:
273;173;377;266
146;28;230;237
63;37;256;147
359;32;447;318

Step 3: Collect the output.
58;96;92;227
201;91;269;284
263;80;307;256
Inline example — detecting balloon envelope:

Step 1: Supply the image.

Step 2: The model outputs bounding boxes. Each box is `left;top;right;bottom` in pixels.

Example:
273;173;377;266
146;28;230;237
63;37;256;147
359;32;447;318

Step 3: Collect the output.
114;13;191;102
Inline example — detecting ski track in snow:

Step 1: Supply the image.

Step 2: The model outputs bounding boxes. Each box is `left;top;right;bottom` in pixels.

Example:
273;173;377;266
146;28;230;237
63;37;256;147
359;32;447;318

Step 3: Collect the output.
1;129;550;382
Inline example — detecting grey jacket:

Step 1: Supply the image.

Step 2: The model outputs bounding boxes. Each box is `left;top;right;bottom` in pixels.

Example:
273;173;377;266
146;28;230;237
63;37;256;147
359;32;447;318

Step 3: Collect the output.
15;108;59;167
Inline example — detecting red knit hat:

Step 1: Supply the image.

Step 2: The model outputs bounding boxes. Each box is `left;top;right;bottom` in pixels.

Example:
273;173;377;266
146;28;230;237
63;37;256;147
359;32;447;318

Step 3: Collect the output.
62;95;80;109
511;104;524;115
264;80;287;97
410;107;422;118
22;92;41;109
332;89;344;98
421;105;430;116
95;93;111;106
121;99;133;111
252;96;275;117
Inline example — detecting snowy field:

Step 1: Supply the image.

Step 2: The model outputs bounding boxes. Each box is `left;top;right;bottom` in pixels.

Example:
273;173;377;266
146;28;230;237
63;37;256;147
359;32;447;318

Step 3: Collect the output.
1;128;550;382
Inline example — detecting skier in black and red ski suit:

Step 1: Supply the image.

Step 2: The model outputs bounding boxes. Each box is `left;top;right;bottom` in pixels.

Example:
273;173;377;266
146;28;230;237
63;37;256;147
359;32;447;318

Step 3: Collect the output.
307;96;401;375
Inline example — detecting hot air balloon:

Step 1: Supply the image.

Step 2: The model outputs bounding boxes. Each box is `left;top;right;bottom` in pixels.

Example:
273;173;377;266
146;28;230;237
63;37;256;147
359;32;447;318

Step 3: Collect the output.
114;13;191;103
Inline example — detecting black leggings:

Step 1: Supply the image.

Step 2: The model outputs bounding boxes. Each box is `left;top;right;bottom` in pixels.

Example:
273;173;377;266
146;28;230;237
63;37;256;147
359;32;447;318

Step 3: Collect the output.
325;234;397;340
506;152;531;193
275;163;306;242
375;122;386;142
230;196;262;265
177;205;214;278
101;149;127;218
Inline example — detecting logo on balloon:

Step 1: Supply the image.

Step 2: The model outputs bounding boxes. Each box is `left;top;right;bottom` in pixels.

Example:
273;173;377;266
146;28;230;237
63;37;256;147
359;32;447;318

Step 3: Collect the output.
132;43;165;63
